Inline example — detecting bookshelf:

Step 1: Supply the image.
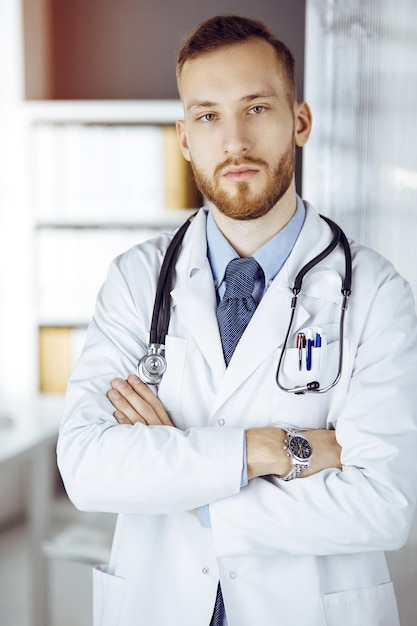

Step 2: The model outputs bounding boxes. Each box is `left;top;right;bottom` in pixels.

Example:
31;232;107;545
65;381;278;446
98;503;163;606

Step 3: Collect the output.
1;0;305;400
24;100;200;393
1;1;207;399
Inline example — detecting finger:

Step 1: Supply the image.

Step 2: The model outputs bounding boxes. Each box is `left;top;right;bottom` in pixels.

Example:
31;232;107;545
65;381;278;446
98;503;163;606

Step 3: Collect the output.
127;375;174;426
110;378;169;426
113;410;133;426
107;387;147;425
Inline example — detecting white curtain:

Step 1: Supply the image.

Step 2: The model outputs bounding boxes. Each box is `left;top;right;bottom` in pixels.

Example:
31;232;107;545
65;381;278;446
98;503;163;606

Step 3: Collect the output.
303;2;417;624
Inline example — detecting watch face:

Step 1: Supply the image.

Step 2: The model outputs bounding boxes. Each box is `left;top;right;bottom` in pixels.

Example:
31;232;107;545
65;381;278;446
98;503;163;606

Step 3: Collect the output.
289;435;313;461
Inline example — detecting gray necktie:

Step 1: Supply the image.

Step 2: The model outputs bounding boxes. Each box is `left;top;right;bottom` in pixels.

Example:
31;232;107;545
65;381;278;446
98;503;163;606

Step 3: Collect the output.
210;256;261;626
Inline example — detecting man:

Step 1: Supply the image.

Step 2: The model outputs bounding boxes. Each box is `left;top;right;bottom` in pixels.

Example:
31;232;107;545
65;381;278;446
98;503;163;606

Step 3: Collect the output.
58;15;417;626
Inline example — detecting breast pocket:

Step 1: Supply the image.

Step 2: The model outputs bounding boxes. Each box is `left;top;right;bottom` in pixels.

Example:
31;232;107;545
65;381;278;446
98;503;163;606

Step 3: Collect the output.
272;324;350;427
157;335;187;413
278;323;349;395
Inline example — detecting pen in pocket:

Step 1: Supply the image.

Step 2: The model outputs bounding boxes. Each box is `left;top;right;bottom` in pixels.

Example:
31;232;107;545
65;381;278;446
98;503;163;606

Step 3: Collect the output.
295;328;324;371
296;332;306;371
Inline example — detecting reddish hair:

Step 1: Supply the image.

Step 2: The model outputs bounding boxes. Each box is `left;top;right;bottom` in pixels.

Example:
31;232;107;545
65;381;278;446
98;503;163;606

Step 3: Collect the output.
176;15;297;102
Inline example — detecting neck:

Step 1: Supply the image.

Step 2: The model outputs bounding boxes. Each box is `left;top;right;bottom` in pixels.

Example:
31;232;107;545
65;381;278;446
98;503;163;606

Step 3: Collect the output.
211;183;298;257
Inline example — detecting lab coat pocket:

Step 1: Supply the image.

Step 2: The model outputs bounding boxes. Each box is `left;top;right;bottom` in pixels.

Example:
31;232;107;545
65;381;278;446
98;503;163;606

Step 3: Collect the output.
278;336;349;394
93;564;125;626
321;581;399;626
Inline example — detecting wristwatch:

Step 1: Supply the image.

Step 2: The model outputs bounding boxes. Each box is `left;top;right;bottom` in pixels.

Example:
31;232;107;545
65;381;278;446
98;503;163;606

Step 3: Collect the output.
278;428;313;481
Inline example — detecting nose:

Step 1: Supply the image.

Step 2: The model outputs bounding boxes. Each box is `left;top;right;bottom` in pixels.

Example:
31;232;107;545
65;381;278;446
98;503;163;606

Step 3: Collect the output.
222;117;251;157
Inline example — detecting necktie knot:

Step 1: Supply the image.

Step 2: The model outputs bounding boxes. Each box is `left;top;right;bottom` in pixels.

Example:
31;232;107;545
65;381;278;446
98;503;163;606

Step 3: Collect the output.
223;257;261;300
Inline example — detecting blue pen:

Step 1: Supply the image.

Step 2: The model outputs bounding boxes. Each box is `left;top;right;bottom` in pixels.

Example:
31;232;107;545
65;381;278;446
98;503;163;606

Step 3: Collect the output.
306;338;313;371
315;332;322;348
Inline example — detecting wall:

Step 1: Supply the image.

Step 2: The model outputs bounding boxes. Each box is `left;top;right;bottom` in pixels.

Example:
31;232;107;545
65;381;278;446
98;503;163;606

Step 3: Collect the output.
24;0;306;101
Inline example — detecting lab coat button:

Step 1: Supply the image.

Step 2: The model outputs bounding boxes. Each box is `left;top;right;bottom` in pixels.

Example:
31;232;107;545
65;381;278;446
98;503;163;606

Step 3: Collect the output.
202;567;210;575
218;419;225;426
229;571;237;579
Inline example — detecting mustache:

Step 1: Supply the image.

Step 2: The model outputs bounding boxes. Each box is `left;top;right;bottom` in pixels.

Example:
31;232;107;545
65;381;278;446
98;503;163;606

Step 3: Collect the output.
214;156;268;177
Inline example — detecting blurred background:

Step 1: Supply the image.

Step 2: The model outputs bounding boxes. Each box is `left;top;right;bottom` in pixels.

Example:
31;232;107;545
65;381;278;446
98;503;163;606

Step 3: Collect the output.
0;0;416;624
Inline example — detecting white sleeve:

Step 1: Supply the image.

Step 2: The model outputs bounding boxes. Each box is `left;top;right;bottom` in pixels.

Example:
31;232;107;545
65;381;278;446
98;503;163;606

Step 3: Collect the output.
210;267;417;558
57;254;245;515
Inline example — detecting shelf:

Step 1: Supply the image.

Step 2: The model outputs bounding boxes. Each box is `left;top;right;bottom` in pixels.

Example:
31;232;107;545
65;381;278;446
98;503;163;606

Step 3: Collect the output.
23;99;184;124
34;209;196;230
19;98;199;394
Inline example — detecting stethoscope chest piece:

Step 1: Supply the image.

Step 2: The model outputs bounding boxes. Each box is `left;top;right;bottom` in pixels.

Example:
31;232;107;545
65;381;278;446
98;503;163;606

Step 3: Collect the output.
137;343;167;385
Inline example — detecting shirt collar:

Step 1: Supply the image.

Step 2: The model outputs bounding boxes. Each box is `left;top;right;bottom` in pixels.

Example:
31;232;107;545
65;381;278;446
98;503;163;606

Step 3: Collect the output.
207;195;305;291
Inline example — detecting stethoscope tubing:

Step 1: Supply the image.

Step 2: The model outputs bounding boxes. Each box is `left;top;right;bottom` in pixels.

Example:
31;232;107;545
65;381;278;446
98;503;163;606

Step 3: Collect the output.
149;213;196;346
138;210;352;393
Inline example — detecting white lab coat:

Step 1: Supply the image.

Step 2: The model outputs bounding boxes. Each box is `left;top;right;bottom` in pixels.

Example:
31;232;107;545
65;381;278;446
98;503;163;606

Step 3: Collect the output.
58;203;417;626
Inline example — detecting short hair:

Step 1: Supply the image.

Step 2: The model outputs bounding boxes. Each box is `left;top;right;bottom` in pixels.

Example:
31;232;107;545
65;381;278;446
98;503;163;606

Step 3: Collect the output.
176;15;297;103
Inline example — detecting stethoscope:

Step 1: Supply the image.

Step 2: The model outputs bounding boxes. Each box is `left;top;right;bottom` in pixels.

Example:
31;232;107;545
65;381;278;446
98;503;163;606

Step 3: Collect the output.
137;211;352;395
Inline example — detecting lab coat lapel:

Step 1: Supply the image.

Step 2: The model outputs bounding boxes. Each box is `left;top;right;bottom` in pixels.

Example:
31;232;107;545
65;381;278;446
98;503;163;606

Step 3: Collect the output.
170;210;226;383
171;263;226;381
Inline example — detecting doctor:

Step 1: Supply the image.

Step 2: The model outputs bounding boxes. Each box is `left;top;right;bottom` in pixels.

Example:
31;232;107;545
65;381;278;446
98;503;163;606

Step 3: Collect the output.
58;15;417;626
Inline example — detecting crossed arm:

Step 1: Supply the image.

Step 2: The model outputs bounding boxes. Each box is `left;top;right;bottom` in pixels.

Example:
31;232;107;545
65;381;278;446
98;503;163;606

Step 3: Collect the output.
107;374;342;481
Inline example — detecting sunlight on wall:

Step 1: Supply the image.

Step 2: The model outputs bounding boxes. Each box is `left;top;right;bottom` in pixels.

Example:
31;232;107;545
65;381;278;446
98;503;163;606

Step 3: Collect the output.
303;0;417;303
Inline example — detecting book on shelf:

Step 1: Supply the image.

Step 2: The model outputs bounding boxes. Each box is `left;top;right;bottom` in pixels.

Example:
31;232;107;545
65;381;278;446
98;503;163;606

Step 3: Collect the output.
36;227;158;323
31;121;200;224
38;325;87;393
163;125;201;210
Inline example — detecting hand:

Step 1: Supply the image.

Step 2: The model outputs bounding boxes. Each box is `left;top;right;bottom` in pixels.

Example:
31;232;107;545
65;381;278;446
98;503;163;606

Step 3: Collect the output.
107;375;174;426
246;427;341;480
305;429;342;477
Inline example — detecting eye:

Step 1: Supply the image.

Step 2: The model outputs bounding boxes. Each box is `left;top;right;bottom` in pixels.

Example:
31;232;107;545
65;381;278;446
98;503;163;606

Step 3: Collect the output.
198;113;218;123
248;105;266;115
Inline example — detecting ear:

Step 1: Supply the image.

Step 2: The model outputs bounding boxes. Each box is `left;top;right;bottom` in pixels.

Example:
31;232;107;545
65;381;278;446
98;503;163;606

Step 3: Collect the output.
176;120;191;162
294;101;312;148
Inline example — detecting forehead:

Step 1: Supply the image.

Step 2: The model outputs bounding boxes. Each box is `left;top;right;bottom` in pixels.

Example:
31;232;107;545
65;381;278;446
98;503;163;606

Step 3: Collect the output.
178;38;288;106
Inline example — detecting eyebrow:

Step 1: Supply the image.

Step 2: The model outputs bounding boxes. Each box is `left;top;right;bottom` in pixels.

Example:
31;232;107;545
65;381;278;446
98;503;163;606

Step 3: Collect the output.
241;91;278;102
186;100;217;112
186;92;278;112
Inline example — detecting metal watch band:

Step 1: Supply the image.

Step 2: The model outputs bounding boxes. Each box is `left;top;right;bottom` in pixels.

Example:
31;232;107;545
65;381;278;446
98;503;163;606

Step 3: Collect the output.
276;428;312;481
280;460;309;481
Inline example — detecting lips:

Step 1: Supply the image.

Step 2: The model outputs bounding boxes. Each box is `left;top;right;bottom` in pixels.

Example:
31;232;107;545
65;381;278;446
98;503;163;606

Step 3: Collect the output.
222;165;260;181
